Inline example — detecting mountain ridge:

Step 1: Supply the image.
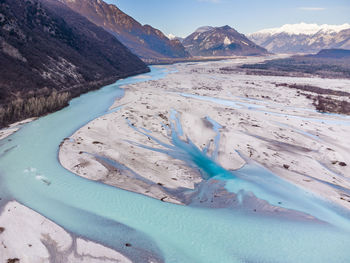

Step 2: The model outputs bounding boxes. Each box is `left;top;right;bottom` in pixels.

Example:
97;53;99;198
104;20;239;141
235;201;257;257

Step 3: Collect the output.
58;0;190;62
251;22;350;36
249;23;350;54
183;25;268;57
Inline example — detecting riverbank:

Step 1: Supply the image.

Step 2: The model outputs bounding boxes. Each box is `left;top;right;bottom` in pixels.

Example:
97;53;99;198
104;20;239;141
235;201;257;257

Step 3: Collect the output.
0;68;150;129
59;58;350;209
0;118;36;141
0;201;131;263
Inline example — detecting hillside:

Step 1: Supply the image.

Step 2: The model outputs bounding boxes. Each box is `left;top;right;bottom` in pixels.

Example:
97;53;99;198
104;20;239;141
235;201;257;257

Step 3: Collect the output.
0;0;148;127
58;0;190;63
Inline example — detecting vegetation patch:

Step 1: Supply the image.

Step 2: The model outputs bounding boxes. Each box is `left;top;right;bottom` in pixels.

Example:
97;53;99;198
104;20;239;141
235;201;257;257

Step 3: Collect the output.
240;55;350;79
0;90;70;128
313;96;350;115
274;83;350;97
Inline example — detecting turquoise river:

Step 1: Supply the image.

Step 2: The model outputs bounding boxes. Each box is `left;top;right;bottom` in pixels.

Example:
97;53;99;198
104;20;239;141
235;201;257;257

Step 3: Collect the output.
1;66;350;263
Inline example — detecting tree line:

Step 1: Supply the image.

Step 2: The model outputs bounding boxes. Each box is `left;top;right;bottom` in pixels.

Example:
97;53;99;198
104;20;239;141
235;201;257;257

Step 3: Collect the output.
0;90;70;127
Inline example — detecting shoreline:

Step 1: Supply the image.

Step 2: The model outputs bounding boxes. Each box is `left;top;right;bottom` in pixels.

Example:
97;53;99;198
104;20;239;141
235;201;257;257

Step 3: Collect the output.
0;68;150;130
0;118;37;141
0;200;131;263
0;67;154;263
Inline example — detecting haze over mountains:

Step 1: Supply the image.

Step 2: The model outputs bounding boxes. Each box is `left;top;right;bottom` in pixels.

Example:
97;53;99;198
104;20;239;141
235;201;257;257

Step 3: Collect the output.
58;0;190;63
183;25;268;57
249;23;350;54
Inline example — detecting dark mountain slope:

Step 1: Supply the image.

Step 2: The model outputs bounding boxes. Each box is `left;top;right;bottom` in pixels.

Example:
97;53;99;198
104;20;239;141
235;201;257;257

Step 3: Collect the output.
310;49;350;59
58;0;190;62
0;0;148;127
183;25;268;57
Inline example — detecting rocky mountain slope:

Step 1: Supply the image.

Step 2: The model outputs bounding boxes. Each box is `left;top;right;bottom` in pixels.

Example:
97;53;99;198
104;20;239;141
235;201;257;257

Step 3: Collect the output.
58;0;190;63
183;25;268;57
0;0;148;127
249;23;350;54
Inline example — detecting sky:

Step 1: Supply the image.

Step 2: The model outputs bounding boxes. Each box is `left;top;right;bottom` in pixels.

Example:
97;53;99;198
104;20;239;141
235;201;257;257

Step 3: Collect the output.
105;0;350;37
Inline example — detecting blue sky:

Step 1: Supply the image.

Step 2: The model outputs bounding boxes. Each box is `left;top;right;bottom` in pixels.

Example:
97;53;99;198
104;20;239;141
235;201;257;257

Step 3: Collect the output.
105;0;350;37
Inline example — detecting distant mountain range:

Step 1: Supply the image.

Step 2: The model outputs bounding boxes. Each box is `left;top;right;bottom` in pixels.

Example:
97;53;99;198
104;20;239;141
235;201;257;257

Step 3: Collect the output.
58;0;190;63
183;25;268;57
0;0;147;126
249;23;350;54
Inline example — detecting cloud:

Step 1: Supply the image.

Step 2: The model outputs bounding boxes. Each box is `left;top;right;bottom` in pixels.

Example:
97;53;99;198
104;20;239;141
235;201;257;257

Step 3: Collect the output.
299;7;326;11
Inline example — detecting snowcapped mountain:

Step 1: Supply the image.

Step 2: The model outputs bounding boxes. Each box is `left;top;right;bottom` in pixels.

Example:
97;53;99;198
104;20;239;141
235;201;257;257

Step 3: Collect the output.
253;23;350;36
183;25;268;57
248;23;350;54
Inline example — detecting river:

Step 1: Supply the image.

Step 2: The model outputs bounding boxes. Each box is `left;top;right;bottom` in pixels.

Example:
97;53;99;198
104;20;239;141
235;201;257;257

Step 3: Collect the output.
1;65;350;263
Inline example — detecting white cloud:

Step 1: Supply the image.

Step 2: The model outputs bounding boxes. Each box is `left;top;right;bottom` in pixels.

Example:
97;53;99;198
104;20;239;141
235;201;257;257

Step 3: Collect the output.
299;7;326;11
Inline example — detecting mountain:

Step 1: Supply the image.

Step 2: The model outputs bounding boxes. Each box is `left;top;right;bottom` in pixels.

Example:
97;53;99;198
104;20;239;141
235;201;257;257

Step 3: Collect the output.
249;23;350;54
58;0;190;63
0;0;148;127
183;25;268;57
309;49;350;59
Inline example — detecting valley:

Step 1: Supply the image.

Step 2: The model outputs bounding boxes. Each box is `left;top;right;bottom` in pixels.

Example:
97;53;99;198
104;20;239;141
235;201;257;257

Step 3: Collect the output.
1;55;350;263
1;0;350;262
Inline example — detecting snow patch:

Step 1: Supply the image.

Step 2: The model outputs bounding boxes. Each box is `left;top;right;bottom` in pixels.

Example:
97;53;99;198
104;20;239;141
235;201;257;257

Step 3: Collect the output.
167;34;176;40
224;37;232;46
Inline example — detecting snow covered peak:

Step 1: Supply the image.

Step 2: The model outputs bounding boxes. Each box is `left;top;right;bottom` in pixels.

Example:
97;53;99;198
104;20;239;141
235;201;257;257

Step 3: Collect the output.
167;34;176;40
252;23;350;36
